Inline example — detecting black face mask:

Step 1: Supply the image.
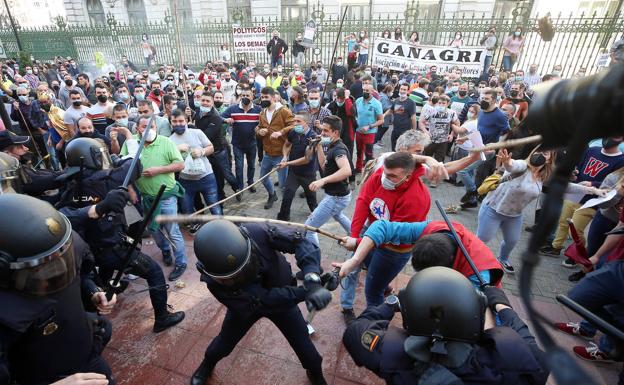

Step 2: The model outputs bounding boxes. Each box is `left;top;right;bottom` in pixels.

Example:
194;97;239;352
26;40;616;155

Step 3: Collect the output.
214;101;223;108
241;97;251;106
479;100;490;110
363;92;371;100
391;79;398;84
52;85;60;90
602;138;623;149
64;79;73;86
260;100;271;108
41;104;51;112
272;72;278;77
72;100;82;107
458;90;467;97
97;95;108;103
81;131;95;138
510;90;519;98
153;89;161;96
311;76;317;81
529;153;546;167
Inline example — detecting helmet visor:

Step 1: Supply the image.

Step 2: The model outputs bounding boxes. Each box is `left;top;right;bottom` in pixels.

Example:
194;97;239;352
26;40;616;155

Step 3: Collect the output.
93;145;112;170
9;233;76;296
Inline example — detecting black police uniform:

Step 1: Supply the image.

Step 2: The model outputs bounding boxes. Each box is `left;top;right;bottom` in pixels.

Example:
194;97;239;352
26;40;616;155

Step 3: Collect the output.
0;232;115;385
58;159;169;318
198;223;324;374
343;303;549;385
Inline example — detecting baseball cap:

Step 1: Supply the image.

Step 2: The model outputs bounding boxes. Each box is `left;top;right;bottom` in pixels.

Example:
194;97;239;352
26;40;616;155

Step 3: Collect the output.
0;131;30;151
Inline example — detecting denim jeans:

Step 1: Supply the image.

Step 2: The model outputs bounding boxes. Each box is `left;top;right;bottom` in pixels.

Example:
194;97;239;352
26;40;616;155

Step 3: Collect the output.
179;174;222;215
340;247;412;309
570;261;624;356
457;152;494;192
233;143;257;188
260;154;288;195
304;193;351;246
483;55;493;76
357;53;368;66
502;55;513;71
271;57;283;68
150;196;187;266
477;203;523;262
42;131;60;170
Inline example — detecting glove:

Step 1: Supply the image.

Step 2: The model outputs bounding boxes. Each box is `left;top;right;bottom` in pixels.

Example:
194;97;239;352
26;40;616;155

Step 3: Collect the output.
320;269;340;292
95;188;130;216
483;286;511;312
304;280;332;311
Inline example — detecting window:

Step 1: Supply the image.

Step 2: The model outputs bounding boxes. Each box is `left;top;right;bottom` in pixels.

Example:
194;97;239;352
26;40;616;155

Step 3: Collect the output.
341;5;370;21
126;0;147;24
227;0;251;22
86;0;105;26
282;0;308;21
178;0;193;22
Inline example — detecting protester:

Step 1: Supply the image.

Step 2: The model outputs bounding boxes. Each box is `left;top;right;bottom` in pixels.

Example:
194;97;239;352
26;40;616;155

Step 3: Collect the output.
354;84;383;173
502;27;525;71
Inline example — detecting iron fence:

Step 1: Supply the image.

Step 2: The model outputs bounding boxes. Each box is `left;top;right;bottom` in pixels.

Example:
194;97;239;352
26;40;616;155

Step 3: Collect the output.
0;1;622;78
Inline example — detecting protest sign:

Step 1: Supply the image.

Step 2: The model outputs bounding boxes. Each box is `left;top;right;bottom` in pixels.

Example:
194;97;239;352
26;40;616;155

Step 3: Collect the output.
232;25;268;54
371;38;486;77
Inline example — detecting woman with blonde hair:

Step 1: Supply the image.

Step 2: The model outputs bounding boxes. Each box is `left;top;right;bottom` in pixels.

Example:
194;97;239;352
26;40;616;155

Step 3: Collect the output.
477;147;601;273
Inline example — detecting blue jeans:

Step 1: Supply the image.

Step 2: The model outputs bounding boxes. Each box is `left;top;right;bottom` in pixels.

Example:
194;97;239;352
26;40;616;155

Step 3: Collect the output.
304;193;351;246
43;131;60;170
502;55;513;71
150;196;187;266
457;152;494;192
357;53;368;66
483;55;493;76
260;154;288;195
179;174;222;215
271;57;283;68
477;203;523;262
570;261;624;356
340;247;412;309
233;143;257;188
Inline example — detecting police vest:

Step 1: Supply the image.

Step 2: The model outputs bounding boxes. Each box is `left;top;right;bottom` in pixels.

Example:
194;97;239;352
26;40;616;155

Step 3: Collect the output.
421;221;504;287
0;277;94;384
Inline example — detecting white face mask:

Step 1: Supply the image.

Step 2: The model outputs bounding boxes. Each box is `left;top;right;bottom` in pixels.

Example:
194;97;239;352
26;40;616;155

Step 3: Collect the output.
142;128;157;143
467;111;475;120
399;92;408;99
381;172;407;190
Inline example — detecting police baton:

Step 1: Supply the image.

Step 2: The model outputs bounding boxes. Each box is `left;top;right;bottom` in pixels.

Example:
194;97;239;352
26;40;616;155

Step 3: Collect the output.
105;183;167;301
434;200;487;288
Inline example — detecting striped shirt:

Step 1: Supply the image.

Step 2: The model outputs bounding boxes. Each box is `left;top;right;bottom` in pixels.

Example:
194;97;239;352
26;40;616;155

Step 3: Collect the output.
409;88;428;118
221;102;262;148
86;102;114;134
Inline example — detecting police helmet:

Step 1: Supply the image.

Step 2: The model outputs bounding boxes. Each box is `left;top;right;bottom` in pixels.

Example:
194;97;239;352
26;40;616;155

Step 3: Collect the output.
193;219;259;286
65;137;112;172
398;267;486;344
0;194;76;296
0;152;20;194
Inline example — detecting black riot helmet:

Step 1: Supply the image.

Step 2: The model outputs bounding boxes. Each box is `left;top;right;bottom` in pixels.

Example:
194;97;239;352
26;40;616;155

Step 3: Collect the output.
0;152;20;194
65;137;112;172
0;194;76;296
399;267;486;344
193;219;259;287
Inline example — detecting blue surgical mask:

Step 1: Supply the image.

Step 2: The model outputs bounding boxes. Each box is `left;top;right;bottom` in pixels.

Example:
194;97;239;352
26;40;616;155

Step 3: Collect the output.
194;100;201;108
172;125;186;135
336;101;344;107
18;95;28;103
116;118;129;127
435;105;446;113
309;99;320;108
200;106;212;114
293;125;305;134
320;136;331;145
135;93;145;101
118;92;129;101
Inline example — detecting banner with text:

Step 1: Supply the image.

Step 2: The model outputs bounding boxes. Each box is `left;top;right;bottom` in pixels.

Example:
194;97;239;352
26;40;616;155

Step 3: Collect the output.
371;38;486;77
232;25;268;54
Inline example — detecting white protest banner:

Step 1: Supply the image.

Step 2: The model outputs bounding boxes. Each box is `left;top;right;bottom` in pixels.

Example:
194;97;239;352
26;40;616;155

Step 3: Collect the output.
371;38;486;77
232;25;268;54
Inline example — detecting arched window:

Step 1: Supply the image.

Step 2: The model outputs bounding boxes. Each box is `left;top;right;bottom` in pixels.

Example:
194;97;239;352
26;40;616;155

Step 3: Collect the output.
86;0;106;25
126;0;147;24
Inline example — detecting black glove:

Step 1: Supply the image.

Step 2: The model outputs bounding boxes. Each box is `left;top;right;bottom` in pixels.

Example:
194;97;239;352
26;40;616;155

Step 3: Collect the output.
320;269;340;292
95;188;130;216
483;286;511;312
304;277;332;311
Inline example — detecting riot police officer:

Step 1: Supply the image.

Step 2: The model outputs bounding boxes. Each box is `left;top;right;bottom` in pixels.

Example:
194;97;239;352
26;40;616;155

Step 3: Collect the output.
0;194;115;385
58;137;185;333
190;219;333;385
342;267;549;385
0;151;20;194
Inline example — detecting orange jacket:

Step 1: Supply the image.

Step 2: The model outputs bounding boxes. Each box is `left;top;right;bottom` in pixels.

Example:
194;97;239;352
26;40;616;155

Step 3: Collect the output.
256;104;294;156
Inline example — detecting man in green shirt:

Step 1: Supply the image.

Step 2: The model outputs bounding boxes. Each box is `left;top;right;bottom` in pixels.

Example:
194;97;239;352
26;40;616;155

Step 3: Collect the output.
121;116;188;281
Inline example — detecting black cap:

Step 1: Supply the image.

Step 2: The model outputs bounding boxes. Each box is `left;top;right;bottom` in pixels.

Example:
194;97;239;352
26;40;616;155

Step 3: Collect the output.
0;131;30;151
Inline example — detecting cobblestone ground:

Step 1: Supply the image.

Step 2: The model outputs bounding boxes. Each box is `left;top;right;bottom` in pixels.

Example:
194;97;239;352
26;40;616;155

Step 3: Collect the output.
103;129;621;385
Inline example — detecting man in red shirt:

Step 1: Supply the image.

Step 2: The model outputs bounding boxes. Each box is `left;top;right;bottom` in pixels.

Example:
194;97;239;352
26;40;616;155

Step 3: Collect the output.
334;148;478;323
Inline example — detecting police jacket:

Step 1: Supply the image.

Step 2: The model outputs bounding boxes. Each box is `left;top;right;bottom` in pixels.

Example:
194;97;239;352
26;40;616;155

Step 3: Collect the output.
0;233;104;385
343;304;549;385
200;223;321;315
58;159;140;250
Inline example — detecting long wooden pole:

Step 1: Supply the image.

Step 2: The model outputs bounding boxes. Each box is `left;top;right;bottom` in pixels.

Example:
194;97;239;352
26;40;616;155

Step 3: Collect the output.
156;214;346;242
469;135;542;153
191;167;279;216
171;0;190;108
